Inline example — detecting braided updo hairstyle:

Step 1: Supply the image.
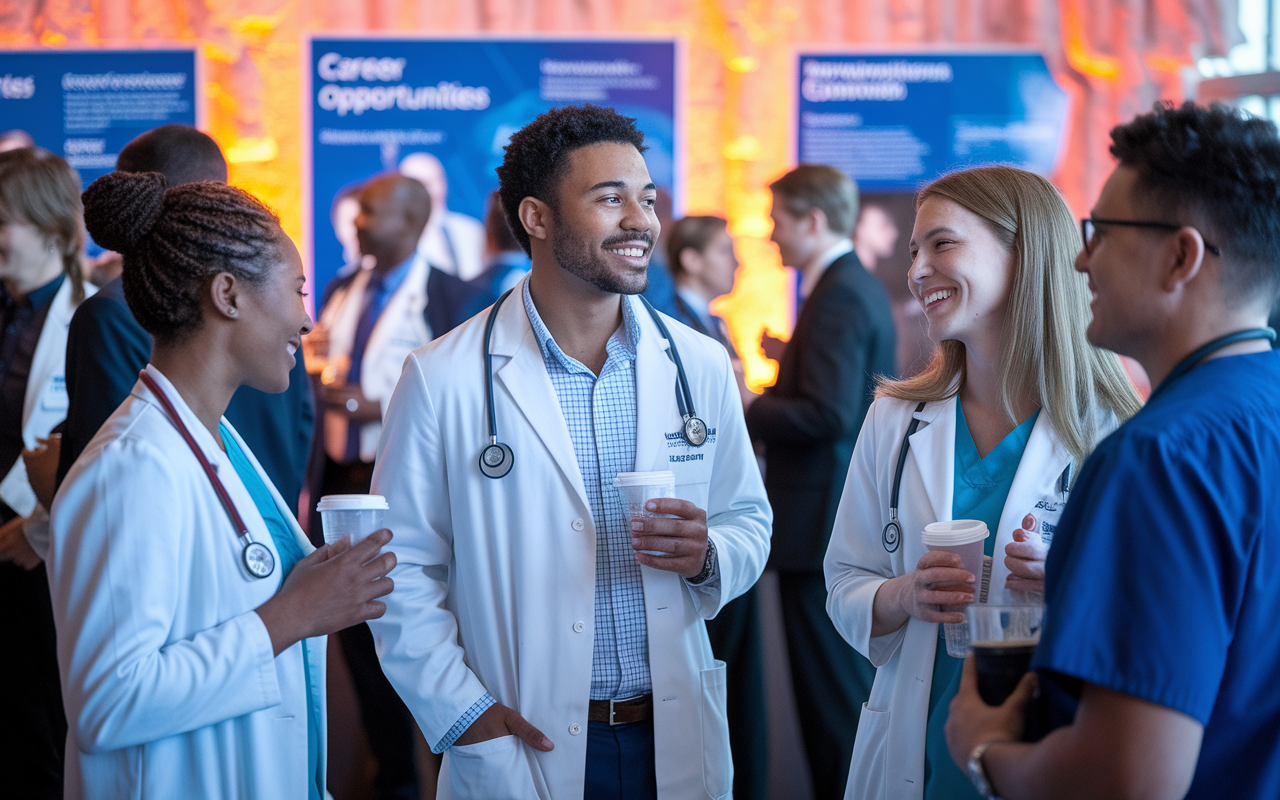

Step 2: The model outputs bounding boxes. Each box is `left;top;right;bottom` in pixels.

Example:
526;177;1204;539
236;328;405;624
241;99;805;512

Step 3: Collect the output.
82;171;283;344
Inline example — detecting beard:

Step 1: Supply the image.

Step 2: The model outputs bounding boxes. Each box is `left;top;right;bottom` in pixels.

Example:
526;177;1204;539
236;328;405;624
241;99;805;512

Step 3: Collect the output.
551;219;652;295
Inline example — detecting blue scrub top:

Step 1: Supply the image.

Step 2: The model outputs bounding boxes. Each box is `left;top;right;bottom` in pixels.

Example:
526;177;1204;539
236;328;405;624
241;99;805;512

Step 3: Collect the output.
1034;351;1280;799
923;402;1038;800
221;424;324;800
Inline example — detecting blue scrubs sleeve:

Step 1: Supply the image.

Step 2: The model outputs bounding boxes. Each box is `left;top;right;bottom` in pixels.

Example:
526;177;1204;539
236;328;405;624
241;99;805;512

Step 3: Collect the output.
1034;431;1239;726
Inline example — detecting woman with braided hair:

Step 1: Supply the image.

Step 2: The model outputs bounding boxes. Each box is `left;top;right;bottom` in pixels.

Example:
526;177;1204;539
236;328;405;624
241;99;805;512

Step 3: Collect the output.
47;171;396;799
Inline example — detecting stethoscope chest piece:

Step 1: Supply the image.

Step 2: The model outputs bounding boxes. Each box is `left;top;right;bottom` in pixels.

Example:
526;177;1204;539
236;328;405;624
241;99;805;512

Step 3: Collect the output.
683;416;708;447
479;440;514;479
243;541;276;579
881;518;902;553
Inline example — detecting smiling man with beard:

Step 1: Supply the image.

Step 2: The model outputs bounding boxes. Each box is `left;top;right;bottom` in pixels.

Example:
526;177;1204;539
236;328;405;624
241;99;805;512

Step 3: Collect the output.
367;105;772;800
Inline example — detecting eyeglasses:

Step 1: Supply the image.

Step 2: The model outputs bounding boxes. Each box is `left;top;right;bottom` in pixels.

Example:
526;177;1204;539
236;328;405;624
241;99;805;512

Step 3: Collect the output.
1080;217;1221;257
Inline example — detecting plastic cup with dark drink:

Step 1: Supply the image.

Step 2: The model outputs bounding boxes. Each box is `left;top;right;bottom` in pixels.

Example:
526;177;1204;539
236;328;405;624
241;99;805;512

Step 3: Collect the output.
966;603;1044;705
922;520;990;656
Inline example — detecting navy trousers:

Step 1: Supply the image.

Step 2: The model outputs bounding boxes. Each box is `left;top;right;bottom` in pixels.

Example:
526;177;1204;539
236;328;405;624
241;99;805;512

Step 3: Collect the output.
583;719;658;800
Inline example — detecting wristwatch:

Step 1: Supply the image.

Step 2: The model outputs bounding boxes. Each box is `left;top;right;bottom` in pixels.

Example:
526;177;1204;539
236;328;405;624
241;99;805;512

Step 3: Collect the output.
688;538;717;585
966;740;1000;799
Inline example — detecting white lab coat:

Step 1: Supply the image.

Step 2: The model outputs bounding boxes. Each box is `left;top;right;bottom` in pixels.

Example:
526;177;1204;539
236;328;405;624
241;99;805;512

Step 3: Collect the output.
0;276;95;553
319;253;433;462
47;365;326;800
825;395;1091;800
370;276;773;800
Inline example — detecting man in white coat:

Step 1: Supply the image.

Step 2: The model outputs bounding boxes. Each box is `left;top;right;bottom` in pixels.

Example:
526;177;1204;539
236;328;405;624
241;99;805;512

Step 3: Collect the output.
370;105;772;800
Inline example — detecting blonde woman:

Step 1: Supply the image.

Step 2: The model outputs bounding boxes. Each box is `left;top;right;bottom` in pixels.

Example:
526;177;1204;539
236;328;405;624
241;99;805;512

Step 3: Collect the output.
824;166;1142;800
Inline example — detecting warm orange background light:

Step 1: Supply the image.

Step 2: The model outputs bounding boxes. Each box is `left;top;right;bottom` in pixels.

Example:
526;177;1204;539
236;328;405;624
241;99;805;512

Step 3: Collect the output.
3;0;1228;389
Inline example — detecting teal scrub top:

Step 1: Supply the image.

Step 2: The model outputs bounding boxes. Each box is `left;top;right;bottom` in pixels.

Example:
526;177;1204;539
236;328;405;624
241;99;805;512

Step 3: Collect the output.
221;424;324;800
922;403;1038;800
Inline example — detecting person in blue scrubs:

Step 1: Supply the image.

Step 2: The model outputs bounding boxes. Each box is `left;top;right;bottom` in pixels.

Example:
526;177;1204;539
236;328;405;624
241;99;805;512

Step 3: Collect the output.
945;104;1280;800
823;165;1142;800
49;170;397;798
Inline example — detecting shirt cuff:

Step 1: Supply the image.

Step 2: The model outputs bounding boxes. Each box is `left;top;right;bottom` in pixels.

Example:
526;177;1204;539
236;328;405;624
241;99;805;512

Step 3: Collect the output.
432;693;497;753
22;504;50;561
686;537;719;586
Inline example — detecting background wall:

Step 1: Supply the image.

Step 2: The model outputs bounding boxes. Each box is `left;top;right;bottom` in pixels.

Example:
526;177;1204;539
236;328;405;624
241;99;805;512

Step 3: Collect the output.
1;0;1237;387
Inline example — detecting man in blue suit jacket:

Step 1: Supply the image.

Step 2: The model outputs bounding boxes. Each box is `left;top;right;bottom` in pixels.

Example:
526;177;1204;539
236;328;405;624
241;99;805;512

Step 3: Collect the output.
57;125;314;508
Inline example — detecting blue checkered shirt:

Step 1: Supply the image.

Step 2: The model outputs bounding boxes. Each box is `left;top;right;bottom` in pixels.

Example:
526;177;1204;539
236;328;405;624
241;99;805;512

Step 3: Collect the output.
435;282;650;751
522;280;651;701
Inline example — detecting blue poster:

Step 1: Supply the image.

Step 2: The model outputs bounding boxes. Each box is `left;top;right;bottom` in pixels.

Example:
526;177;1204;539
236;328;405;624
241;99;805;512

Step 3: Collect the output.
0;49;197;188
795;52;1068;190
307;37;678;292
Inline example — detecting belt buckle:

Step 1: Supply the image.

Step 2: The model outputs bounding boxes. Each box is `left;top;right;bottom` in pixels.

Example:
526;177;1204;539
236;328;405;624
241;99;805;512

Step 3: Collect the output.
608;695;640;726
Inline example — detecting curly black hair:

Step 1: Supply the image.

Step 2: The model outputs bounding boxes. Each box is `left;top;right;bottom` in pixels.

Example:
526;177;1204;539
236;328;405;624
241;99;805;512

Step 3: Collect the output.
495;104;647;255
1110;101;1280;304
82;171;283;344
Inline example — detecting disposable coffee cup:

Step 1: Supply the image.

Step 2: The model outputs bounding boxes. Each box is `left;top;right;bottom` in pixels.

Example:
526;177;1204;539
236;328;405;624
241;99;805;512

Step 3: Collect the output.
613;471;676;555
967;603;1044;705
922;520;991;657
317;494;389;547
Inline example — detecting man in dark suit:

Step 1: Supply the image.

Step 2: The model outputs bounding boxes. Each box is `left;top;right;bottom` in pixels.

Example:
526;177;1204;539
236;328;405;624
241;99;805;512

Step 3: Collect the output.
667;214;766;800
310;172;486;800
56;125;314;507
744;164;896;799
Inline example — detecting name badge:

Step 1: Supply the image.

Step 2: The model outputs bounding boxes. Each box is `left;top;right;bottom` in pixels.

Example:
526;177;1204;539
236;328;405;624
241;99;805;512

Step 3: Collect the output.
40;376;68;412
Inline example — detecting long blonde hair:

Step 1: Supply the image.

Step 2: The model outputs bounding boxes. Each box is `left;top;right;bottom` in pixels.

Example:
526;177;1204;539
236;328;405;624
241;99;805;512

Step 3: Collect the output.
877;166;1141;465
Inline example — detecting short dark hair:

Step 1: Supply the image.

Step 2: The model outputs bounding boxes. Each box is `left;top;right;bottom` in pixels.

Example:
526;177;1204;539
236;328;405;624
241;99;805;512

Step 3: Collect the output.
1110;101;1280;304
117;124;228;185
770;164;859;237
495;105;647;255
82;171;282;344
666;215;728;279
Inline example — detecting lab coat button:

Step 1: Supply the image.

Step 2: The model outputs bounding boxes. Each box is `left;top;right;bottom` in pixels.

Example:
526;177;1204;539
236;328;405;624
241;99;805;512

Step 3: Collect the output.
571;518;585;532
569;722;582;735
573;621;585;633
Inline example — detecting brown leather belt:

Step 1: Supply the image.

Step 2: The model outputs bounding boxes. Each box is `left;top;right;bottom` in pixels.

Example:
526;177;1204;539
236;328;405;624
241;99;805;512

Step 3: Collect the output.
587;694;653;725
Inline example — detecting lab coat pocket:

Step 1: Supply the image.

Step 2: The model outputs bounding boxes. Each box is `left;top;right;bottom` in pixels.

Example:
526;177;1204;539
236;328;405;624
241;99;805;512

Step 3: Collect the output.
446;734;532;800
699;660;732;799
849;704;891;798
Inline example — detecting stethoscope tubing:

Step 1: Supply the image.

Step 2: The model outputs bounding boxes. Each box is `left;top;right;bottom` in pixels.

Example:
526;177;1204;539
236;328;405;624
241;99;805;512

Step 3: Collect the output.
138;371;274;579
479;287;706;480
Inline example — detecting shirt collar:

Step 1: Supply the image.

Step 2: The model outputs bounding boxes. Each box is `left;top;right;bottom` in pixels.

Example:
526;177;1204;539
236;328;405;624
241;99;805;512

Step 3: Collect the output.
370;254;415;295
676;286;713;325
522;278;639;373
2;273;64;311
799;238;854;300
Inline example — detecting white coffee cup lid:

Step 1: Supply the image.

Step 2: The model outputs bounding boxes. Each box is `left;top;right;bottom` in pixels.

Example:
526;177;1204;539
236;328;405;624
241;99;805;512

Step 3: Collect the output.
316;494;389;512
921;519;989;546
613;470;675;487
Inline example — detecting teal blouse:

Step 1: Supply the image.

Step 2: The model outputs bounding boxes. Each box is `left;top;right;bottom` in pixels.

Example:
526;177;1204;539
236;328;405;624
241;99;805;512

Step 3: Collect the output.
221;424;324;800
922;403;1038;800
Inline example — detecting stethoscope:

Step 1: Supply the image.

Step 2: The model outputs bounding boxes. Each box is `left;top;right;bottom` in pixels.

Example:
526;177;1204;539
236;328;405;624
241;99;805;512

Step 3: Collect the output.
1145;327;1276;403
878;328;1278;553
880;401;1073;553
478;288;708;479
139;371;276;579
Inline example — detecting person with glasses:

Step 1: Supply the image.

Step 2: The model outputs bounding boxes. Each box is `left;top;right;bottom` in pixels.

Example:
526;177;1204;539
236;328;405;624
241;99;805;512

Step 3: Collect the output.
824;165;1141;800
946;102;1280;800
